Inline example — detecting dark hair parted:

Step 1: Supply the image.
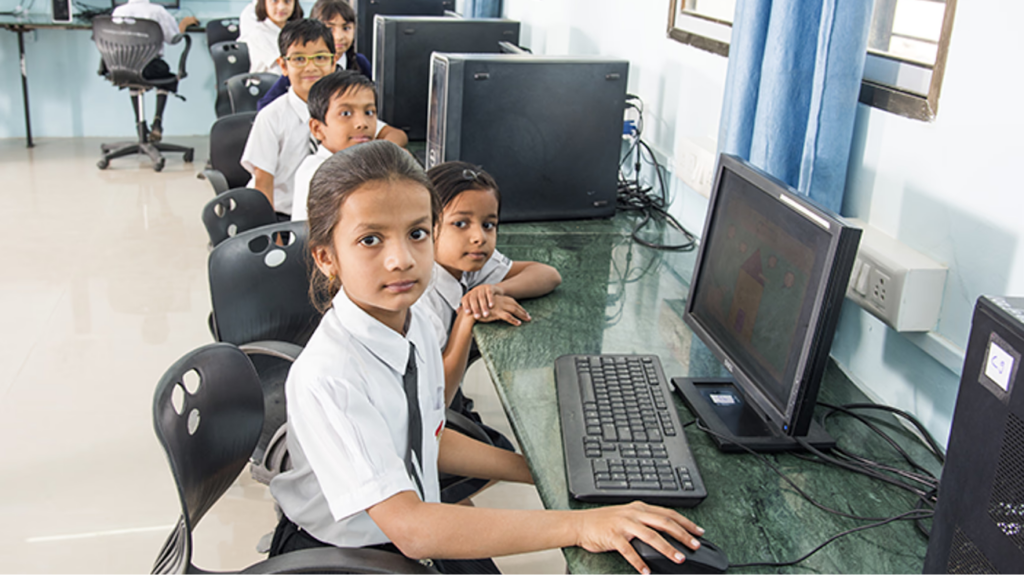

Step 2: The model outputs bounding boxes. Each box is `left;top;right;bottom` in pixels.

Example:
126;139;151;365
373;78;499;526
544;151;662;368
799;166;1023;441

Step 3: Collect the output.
310;0;360;71
256;0;303;24
307;140;441;312
307;70;377;123
426;161;502;211
278;19;335;58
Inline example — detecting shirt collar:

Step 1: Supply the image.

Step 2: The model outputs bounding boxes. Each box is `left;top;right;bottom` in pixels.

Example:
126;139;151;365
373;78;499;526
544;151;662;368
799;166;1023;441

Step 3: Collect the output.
315;144;333;160
431;262;466;312
330;288;423;375
286;87;310;123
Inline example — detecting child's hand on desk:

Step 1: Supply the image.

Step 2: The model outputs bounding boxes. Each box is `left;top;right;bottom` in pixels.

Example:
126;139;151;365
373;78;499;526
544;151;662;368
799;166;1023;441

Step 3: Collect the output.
461;294;530;326
572;501;704;574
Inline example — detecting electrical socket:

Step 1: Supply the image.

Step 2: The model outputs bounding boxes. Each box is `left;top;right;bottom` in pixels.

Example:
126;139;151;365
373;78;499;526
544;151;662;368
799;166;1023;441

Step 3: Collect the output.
845;219;947;332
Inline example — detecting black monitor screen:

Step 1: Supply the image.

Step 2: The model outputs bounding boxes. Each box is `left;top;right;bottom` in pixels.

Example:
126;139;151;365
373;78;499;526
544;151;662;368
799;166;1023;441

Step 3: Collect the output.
688;167;833;416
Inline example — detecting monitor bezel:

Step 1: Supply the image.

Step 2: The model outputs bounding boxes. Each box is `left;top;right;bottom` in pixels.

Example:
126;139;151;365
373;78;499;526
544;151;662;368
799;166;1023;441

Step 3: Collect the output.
683;153;855;436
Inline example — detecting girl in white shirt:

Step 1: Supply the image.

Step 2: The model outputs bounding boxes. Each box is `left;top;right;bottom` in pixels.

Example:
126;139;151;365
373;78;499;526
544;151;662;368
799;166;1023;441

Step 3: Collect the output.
268;140;705;574
238;0;303;74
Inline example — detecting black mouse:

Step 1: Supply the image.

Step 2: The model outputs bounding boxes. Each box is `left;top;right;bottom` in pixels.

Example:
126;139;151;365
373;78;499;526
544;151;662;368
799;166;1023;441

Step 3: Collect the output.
630;533;729;574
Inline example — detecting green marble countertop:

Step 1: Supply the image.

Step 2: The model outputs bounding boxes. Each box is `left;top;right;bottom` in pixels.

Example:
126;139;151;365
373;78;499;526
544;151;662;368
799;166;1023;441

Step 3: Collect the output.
474;214;937;574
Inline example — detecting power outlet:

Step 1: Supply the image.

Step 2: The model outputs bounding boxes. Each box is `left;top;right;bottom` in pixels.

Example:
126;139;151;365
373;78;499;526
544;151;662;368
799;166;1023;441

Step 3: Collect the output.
845;219;947;332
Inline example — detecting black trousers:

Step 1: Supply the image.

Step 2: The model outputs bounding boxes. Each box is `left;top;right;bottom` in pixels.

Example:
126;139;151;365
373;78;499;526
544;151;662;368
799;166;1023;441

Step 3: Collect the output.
142;58;177;93
269;515;501;574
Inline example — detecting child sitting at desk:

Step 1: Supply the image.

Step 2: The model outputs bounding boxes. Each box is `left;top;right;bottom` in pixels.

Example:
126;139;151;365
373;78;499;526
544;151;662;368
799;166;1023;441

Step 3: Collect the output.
241;19;335;219
291;70;407;222
267;140;704;575
257;0;373;111
237;0;303;75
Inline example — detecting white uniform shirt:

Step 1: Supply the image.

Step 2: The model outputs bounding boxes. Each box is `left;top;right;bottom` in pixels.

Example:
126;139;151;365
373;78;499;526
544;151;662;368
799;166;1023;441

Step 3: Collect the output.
270;289;446;547
240;87;312;214
238;15;283;74
111;0;178;55
421;250;513;349
290;123;390;222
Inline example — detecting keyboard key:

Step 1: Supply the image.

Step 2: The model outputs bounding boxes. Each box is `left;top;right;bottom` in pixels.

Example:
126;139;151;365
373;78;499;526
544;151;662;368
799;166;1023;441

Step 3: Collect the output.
602;424;617;442
630;481;660;490
597;480;630;490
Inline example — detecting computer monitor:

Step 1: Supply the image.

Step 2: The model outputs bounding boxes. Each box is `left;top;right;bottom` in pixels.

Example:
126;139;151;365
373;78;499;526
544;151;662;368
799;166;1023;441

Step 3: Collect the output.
111;0;179;7
426;53;628;222
373;16;520;141
673;153;861;452
353;0;451;68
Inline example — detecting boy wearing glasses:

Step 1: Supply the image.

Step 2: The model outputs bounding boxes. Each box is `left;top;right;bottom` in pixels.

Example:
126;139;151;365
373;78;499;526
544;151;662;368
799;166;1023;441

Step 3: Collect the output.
241;19;338;219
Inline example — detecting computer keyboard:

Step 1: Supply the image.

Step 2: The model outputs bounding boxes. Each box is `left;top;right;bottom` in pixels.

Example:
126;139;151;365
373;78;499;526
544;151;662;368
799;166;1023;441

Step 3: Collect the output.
555;354;707;507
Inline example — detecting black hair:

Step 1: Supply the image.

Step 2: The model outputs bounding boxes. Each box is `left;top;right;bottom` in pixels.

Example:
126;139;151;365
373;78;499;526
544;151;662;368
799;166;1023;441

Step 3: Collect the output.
308;70;377;123
256;0;303;24
307;141;441;312
278;19;336;57
310;0;360;71
426;161;502;212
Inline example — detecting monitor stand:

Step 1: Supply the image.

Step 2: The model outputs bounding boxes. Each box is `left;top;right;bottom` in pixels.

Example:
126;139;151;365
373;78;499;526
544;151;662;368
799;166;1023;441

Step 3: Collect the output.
671;377;835;453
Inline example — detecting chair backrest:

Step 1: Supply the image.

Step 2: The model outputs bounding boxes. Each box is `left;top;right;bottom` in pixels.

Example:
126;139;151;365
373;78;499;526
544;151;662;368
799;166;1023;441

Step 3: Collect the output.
211;41;251;117
92;15;165;88
205;18;240;48
209;111;257;190
202;187;278;247
208;221;322;347
151;343;263;573
226;72;280;115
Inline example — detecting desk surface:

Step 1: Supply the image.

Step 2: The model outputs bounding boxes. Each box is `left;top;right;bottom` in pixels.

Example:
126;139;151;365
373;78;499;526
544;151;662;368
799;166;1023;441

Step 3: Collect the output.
475;214;937;574
0;13;221;31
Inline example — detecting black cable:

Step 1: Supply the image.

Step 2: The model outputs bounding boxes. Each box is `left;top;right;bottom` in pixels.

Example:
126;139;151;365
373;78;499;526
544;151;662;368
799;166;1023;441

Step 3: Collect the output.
820;402;945;463
795;437;933;500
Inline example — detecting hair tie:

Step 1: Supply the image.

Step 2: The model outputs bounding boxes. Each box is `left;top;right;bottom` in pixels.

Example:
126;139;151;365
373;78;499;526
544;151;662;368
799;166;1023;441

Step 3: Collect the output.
461;168;480;181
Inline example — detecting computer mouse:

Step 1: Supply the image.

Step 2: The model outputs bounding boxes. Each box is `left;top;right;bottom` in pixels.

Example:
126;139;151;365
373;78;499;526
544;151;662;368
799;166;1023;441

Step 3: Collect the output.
630;533;729;574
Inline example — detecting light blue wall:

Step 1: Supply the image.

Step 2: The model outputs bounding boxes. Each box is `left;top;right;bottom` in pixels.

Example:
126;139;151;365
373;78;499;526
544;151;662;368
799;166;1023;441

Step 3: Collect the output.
503;0;1024;447
0;0;268;138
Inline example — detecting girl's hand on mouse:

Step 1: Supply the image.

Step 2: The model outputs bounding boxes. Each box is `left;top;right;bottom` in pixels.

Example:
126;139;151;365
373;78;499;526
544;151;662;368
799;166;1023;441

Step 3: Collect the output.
572;501;704;575
466;294;530;326
461;284;505;319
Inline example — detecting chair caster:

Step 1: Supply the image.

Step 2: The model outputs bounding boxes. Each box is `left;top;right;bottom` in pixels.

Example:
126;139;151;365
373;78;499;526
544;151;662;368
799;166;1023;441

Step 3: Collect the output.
97;158;109;170
184;149;194;163
154;158;165;172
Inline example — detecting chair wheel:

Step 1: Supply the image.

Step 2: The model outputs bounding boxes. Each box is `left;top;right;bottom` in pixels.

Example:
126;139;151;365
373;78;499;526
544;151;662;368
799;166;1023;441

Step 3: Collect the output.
184;149;194;163
154;158;165;172
97;158;109;170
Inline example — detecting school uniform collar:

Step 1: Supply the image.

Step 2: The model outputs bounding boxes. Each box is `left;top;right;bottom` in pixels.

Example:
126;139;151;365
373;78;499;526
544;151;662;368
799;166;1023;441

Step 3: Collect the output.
285;87;310;123
432;262;466;312
313;144;333;160
330;288;425;375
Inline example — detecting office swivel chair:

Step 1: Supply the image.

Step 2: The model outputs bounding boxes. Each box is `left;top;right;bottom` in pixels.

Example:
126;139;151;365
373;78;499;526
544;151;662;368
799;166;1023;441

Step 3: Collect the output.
226;72;280;114
92;15;194;172
201;111;256;195
211;41;251;117
152;342;437;574
201;187;277;248
205;18;240;48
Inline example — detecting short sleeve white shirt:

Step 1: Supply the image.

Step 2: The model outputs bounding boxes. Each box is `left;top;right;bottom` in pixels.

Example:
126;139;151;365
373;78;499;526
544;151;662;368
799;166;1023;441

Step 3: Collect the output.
270;289;446;547
238;16;283;74
111;0;178;54
420;250;513;349
238;1;258;38
241;87;313;214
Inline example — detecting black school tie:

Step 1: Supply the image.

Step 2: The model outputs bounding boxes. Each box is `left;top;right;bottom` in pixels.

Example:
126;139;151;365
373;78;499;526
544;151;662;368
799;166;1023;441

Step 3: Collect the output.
403;342;425;498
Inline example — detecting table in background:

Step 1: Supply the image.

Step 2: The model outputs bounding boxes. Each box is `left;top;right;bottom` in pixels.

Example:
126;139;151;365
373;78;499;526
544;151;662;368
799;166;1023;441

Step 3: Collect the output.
473;213;937;573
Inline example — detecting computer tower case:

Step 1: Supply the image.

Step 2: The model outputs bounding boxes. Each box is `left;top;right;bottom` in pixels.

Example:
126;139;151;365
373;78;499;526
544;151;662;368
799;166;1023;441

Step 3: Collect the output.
354;0;451;68
924;295;1024;573
52;0;72;22
373;16;520;141
427;53;628;222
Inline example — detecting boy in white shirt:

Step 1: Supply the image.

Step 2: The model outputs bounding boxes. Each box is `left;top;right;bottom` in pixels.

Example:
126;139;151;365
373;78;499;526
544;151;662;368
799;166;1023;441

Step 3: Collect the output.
110;0;198;142
240;19;334;218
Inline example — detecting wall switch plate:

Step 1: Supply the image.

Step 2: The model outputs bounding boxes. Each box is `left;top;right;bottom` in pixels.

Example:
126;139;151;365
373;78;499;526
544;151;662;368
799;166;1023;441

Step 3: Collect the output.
845;218;948;332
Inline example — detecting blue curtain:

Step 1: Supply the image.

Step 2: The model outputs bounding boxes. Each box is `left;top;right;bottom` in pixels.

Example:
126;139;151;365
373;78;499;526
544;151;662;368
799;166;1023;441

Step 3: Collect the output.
462;0;502;18
718;0;871;214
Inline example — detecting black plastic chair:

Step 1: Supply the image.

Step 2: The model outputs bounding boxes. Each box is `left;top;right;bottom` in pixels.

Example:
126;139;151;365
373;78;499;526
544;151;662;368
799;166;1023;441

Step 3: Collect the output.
201;111;256;194
205;18;240;48
92;15;194;172
151;342;436;574
202;187;278;247
226;72;280;114
211;41;251;117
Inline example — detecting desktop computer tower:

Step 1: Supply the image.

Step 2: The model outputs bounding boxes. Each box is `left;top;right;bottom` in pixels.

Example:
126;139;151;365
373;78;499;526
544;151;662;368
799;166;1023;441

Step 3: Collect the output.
373;16;520;141
924;296;1024;573
52;0;72;22
427;53;628;222
354;0;452;68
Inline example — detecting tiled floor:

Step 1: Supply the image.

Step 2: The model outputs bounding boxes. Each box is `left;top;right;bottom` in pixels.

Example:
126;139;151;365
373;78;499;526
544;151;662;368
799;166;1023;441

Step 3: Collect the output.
0;137;564;574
